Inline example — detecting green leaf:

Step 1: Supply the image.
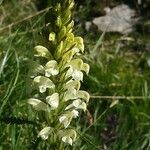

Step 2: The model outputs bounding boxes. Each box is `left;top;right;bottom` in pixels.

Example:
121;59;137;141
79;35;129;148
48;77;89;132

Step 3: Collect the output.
56;16;62;27
66;20;74;32
62;50;75;63
56;41;63;58
58;26;67;42
110;99;119;108
61;9;71;25
145;53;150;67
68;0;74;9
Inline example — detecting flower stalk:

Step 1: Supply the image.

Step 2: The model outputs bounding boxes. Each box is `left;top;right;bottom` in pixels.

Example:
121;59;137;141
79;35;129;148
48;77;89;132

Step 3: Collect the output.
28;0;90;147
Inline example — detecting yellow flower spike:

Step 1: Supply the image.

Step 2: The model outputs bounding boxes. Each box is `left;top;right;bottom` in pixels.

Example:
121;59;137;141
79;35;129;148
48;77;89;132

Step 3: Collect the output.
28;0;90;147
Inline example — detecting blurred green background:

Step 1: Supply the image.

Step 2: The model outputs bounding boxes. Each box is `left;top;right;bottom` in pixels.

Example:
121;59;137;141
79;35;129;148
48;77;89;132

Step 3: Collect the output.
0;0;150;149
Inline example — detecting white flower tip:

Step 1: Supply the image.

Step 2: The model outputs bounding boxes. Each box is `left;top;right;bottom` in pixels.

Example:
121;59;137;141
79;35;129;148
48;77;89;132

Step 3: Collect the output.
46;93;59;109
59;116;66;123
59;115;71;128
34;76;41;83
39;86;46;93
59;129;77;145
62;136;73;145
38;127;52;140
72;110;79;118
45;68;59;77
72;70;83;81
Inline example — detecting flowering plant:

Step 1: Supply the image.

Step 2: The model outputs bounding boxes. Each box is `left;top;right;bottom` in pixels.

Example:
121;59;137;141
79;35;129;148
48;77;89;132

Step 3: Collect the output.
28;0;90;147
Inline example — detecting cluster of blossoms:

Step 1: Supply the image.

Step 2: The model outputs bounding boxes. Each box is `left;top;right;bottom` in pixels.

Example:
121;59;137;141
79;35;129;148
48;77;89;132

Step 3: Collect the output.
28;0;90;146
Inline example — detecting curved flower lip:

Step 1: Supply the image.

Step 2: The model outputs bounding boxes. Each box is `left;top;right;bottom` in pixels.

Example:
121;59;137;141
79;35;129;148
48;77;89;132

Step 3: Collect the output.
65;58;90;81
64;88;90;103
34;45;52;59
45;68;59;77
72;69;83;81
38;127;52;140
71;110;79;118
62;136;73;145
82;63;90;74
66;66;83;81
59;110;79;128
33;76;55;93
65;80;81;91
46;93;59;109
76;90;90;103
69;59;83;70
58;129;77;145
45;60;59;77
64;88;77;101
28;98;48;111
65;99;87;112
67;68;82;81
39;86;47;93
74;37;84;53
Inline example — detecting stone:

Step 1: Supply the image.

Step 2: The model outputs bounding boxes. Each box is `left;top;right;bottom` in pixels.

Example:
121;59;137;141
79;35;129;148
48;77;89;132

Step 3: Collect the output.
91;4;139;34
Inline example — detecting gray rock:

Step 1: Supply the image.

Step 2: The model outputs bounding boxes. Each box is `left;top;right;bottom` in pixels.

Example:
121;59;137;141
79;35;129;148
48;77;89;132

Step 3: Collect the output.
91;4;139;34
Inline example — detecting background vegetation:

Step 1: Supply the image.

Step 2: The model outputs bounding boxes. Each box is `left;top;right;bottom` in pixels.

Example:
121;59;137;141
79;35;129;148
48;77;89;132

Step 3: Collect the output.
0;0;150;149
